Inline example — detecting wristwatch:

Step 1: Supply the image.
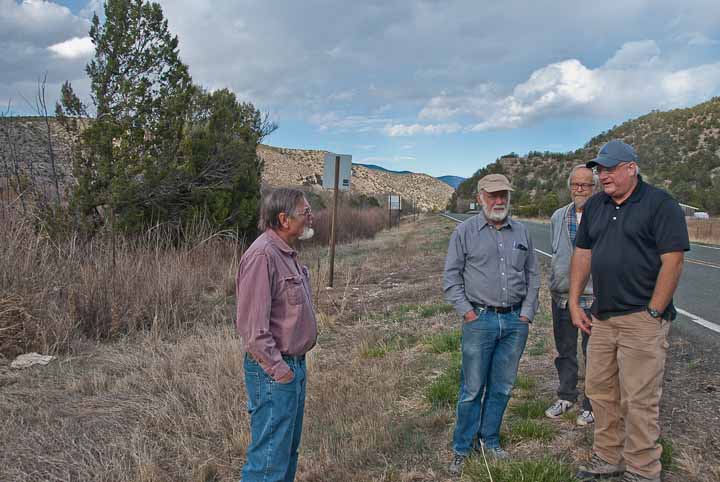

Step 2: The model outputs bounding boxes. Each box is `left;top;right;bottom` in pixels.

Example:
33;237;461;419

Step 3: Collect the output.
646;307;662;319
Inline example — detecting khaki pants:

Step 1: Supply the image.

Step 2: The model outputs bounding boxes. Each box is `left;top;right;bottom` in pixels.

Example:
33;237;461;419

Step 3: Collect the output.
586;310;671;479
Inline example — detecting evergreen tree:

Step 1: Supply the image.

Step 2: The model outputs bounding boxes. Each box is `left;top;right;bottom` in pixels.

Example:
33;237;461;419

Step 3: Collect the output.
67;0;193;232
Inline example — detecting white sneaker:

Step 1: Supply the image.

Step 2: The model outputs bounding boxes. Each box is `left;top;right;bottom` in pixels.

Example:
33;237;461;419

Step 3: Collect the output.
576;410;595;426
545;399;573;418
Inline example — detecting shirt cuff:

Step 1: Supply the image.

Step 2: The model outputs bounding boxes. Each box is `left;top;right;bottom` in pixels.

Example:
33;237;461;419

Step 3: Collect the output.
520;305;535;322
454;300;474;318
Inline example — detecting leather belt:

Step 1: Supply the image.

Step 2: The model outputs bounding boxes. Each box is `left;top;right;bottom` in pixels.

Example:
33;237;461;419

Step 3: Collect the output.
472;302;522;314
246;352;305;363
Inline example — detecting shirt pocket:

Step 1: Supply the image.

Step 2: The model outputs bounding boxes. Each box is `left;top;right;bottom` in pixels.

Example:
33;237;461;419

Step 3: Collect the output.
511;244;528;271
281;275;305;305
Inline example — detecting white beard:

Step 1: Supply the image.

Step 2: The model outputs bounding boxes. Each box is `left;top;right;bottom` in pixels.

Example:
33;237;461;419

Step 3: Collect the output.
298;227;314;240
483;203;510;222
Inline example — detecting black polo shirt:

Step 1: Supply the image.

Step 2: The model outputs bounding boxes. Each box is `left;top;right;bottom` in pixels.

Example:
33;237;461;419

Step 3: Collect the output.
575;176;689;319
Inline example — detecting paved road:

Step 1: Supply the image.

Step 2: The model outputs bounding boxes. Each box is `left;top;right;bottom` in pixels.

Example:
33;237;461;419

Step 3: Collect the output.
441;213;720;340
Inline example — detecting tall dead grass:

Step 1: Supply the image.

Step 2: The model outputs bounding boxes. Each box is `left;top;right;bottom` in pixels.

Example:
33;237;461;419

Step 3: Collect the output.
0;210;243;357
310;206;387;245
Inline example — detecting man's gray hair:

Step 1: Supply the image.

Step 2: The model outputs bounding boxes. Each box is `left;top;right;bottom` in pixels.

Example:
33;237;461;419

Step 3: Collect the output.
258;187;306;231
567;164;600;192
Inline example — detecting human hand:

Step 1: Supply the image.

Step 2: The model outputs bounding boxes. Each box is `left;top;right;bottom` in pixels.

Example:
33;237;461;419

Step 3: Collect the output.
570;304;592;335
519;316;530;323
276;369;295;384
463;310;478;323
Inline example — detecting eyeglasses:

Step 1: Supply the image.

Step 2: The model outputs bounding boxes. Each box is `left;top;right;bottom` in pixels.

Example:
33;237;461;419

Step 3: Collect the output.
570;182;595;191
595;162;630;175
293;207;312;218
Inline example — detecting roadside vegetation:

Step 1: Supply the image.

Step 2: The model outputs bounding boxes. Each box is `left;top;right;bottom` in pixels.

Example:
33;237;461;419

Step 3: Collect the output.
1;215;717;481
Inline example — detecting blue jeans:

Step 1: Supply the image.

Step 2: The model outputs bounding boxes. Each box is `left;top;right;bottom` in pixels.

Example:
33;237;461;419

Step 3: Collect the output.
241;354;307;482
452;308;529;455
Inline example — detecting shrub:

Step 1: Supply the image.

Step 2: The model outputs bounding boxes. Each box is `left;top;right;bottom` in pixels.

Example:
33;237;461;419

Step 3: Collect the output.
0;211;241;356
310;206;387;245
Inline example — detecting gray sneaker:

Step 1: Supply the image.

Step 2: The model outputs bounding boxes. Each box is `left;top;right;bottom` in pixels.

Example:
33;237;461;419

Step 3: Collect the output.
484;446;509;460
621;471;660;482
576;410;595;426
448;454;466;476
576;454;626;480
545;399;574;418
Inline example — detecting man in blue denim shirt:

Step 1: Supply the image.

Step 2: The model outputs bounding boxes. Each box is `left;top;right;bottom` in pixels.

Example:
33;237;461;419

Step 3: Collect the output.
443;174;540;476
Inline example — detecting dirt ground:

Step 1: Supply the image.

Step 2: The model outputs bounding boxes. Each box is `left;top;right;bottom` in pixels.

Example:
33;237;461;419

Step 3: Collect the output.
1;215;719;481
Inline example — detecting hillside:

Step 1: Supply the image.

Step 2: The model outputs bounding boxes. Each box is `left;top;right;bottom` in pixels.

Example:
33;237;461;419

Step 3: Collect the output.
0;119;454;212
0;117;74;200
258;145;454;211
451;97;720;215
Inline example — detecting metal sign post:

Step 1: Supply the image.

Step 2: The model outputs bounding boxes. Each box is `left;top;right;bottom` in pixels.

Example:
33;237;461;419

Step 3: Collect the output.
388;194;401;228
324;152;352;287
328;156;340;287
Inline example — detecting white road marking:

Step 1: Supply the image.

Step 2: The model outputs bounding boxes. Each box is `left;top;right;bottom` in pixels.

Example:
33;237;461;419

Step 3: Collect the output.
676;308;720;334
691;243;720;251
440;213;720;334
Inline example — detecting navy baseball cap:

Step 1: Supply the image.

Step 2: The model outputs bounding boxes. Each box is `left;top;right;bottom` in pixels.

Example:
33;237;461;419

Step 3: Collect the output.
586;140;638;168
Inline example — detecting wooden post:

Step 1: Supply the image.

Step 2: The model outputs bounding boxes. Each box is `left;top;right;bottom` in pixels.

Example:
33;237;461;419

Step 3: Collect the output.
327;155;341;287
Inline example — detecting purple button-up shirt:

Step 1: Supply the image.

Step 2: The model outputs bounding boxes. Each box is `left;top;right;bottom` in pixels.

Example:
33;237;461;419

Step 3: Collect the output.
235;229;317;381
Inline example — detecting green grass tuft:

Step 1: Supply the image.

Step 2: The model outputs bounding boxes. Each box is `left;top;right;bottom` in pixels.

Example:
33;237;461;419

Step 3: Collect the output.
507;418;557;442
419;302;454;318
464;457;576;482
514;374;537;391
510;398;551;419
426;329;461;353
527;338;547;357
425;353;461;408
659;436;675;471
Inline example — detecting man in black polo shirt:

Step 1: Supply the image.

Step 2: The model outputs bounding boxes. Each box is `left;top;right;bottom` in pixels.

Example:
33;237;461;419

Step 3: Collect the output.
569;140;689;482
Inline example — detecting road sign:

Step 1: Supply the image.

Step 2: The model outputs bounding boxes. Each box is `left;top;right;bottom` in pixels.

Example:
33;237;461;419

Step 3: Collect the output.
388;194;401;210
323;153;352;191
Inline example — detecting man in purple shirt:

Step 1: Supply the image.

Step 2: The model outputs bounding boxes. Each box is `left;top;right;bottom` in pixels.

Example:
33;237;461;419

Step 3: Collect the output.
236;187;317;482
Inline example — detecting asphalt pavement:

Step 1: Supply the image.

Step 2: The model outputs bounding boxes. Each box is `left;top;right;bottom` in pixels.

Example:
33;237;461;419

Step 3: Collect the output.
441;212;720;341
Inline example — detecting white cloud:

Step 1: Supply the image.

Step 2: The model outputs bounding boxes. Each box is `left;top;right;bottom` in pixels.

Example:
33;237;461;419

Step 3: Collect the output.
48;36;94;59
413;40;720;132
383;123;462;137
603;40;660;69
359;155;416;164
308;112;390;133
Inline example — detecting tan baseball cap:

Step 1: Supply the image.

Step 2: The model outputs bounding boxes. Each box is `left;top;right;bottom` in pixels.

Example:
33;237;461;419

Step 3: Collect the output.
477;173;514;193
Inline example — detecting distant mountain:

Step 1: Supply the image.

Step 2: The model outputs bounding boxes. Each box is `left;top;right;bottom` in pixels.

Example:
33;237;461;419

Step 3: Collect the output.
450;97;720;215
354;163;413;175
356;164;465;190
437;175;466;189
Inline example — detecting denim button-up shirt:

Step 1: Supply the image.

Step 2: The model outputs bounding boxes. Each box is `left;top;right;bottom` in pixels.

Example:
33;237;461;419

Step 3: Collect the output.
443;213;540;321
236;229;317;381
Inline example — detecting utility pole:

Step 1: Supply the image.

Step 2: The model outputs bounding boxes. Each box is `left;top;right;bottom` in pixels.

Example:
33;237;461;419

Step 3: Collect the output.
327;155;340;287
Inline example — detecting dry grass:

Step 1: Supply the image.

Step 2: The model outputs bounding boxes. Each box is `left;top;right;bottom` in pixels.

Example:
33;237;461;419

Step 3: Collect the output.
310;206;387;245
0;210;241;357
2;213;717;481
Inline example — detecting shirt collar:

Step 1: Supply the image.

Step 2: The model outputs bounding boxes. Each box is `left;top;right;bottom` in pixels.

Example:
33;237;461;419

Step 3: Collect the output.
476;211;513;231
602;174;646;205
266;229;297;256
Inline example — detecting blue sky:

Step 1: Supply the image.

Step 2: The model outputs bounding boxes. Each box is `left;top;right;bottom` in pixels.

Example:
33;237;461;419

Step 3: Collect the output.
3;1;720;177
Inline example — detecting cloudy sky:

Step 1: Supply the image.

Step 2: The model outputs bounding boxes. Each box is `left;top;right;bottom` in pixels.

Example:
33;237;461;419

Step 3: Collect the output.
3;0;720;177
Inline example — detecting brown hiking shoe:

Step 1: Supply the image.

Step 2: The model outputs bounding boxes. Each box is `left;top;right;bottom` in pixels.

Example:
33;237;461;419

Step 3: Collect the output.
576;454;626;480
621;471;660;482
